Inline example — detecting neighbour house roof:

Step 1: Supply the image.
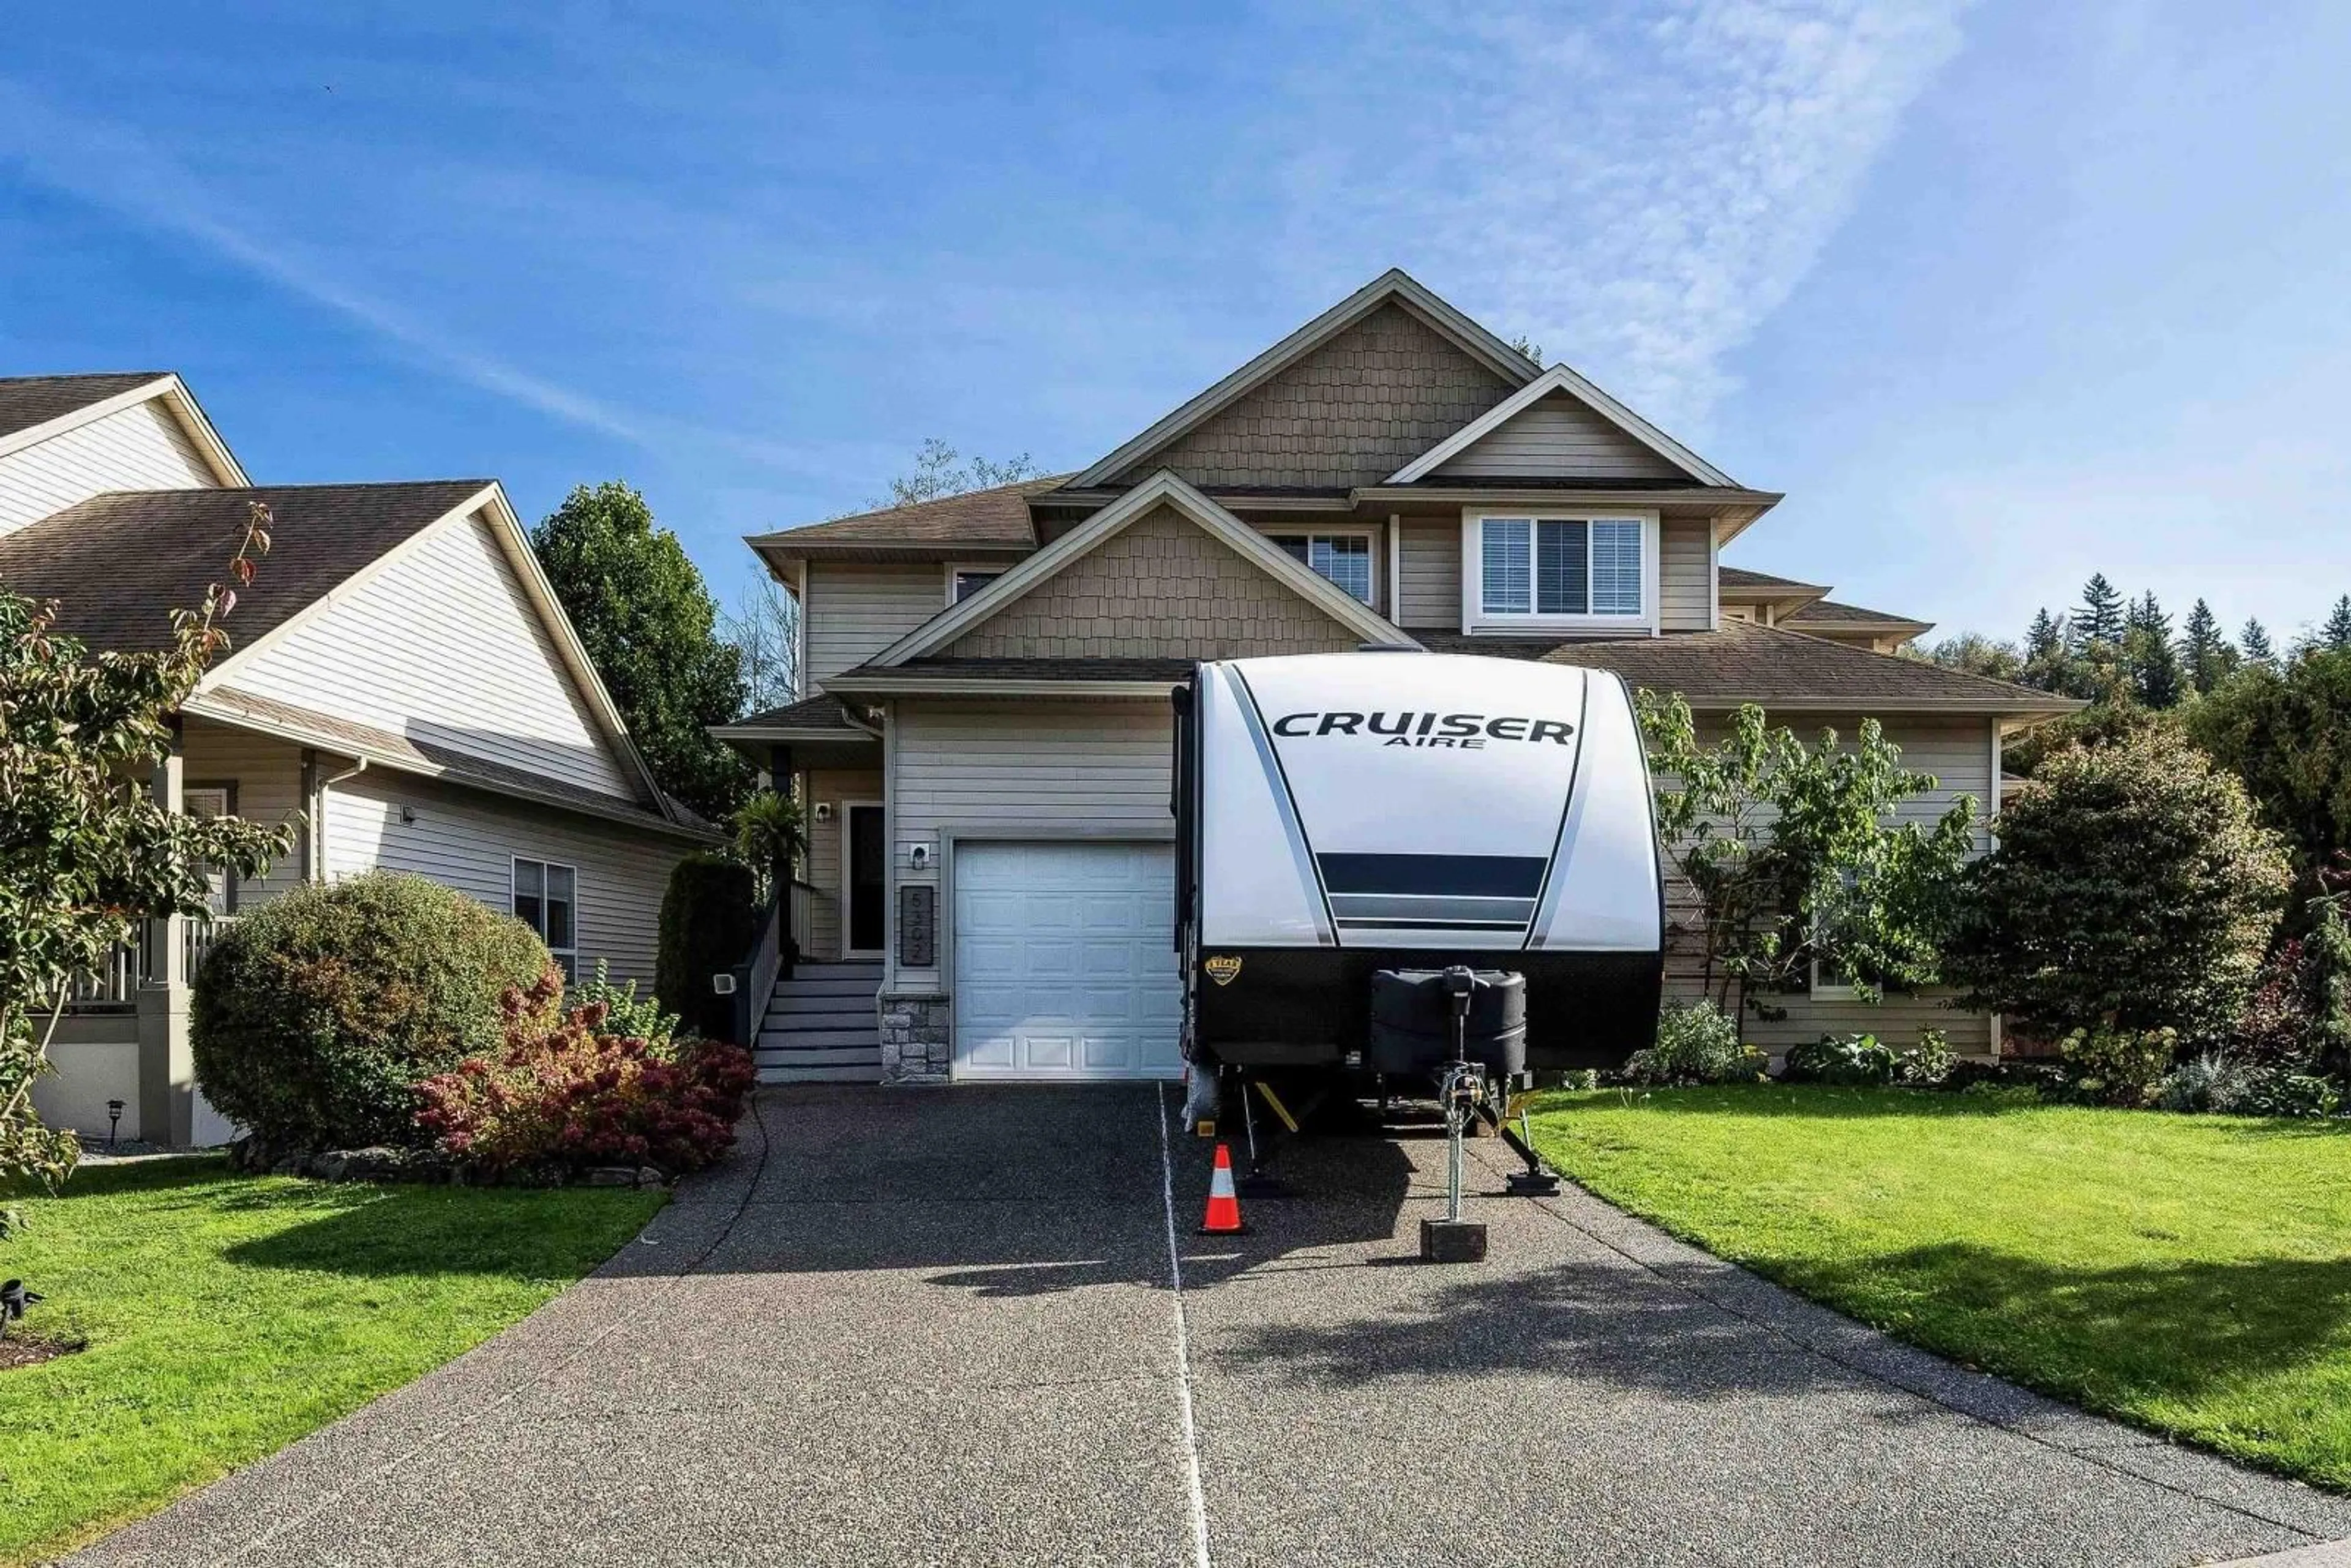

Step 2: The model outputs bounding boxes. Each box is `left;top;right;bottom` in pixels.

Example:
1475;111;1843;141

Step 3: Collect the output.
0;372;171;440
1414;622;2077;716
0;481;492;655
184;686;708;837
746;477;1061;556
0;371;248;484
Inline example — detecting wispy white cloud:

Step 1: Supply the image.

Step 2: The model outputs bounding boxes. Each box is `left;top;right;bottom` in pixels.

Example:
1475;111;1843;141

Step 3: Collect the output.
1269;0;1974;435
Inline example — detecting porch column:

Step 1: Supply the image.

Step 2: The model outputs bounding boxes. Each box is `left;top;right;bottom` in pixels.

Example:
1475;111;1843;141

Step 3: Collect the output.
137;722;195;1144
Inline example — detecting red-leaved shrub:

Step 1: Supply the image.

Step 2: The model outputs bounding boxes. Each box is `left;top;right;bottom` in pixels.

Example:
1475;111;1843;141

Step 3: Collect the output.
416;970;756;1176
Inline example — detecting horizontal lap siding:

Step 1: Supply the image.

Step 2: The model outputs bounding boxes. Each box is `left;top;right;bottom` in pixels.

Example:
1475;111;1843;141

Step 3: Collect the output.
231;512;636;800
806;563;944;684
891;700;1172;991
322;776;691;985
1659;518;1712;631
180;721;308;906
0;400;217;535
1660;716;1997;1056
802;768;882;961
1397;519;1460;629
1433;393;1685;481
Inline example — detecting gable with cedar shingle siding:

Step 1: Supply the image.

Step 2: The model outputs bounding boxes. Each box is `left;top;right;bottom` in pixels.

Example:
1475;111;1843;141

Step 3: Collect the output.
942;503;1362;661
1108;303;1518;490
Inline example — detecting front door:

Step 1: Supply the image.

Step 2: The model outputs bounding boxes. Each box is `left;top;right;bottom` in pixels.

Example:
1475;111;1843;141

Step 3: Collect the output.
844;803;887;956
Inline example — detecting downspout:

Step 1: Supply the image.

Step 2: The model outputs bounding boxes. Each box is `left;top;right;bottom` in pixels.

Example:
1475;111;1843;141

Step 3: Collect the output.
312;757;369;882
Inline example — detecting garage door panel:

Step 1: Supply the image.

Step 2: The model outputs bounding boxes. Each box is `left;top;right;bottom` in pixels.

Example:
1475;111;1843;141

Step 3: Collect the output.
954;841;1181;1081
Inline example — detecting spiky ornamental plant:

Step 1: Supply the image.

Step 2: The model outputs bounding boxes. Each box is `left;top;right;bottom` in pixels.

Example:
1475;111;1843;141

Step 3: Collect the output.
0;503;292;1236
1637;692;1978;1022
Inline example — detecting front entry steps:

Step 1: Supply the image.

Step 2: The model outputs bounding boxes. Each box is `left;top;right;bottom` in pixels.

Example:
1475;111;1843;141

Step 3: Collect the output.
754;961;884;1084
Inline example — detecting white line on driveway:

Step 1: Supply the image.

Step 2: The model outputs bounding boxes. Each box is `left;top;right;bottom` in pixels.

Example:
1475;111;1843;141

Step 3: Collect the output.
1155;1081;1214;1568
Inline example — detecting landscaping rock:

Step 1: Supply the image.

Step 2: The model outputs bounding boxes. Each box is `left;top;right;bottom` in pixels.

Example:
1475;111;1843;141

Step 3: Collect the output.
583;1166;640;1187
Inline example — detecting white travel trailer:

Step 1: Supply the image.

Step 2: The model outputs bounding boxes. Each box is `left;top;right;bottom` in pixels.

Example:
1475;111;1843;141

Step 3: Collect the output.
1172;651;1664;1086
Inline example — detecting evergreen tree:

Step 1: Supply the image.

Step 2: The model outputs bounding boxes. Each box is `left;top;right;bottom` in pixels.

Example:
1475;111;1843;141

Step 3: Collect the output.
2121;592;2181;707
2325;595;2351;651
2243;618;2278;667
2023;609;2063;662
2072;573;2125;650
2179;598;2236;695
531;482;753;819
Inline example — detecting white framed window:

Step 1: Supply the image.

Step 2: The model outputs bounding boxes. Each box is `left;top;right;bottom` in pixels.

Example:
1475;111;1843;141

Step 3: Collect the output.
1265;531;1376;604
1460;509;1659;632
184;784;236;915
1811;869;1861;999
512;857;579;981
943;563;1005;604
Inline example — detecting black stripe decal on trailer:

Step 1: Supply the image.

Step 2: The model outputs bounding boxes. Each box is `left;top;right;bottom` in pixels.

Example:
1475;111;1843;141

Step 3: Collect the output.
1316;853;1547;898
1226;664;1337;947
1524;672;1594;951
1335;918;1531;932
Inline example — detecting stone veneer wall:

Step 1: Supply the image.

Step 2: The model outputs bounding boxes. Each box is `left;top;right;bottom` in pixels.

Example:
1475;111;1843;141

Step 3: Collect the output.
879;991;951;1084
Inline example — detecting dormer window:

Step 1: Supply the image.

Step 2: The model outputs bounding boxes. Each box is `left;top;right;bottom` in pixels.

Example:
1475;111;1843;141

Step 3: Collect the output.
1461;510;1657;633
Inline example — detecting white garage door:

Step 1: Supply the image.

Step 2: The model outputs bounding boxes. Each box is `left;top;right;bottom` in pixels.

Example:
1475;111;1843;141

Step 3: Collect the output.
954;841;1183;1080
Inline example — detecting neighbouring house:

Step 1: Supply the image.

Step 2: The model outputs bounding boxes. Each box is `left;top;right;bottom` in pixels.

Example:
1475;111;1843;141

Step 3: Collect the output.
718;269;2078;1087
0;372;716;1144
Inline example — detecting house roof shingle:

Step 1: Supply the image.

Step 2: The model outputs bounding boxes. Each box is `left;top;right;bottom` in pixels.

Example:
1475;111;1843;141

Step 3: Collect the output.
747;477;1065;552
1411;622;2073;713
0;481;489;656
0;372;171;441
725;692;875;732
1783;598;1930;629
1717;565;1829;595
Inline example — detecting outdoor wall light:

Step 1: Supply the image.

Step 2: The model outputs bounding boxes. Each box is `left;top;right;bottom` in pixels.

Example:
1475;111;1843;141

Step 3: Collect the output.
399;805;418;825
813;802;834;824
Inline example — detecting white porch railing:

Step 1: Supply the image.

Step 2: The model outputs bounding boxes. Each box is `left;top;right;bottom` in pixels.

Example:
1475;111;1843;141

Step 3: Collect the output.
184;913;237;981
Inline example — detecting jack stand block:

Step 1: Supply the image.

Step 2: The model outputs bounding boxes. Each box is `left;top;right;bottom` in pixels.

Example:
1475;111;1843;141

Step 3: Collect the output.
1420;1217;1487;1263
1505;1170;1561;1198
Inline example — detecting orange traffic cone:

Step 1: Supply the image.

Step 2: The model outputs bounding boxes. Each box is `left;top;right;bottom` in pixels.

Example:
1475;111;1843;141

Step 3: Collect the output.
1199;1142;1247;1235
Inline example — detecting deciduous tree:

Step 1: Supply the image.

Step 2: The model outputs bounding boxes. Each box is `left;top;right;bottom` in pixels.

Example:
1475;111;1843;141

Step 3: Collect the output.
1637;692;1977;1022
0;506;291;1234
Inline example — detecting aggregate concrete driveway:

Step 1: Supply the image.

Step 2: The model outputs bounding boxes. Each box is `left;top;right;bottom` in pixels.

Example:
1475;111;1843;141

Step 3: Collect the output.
80;1085;2351;1567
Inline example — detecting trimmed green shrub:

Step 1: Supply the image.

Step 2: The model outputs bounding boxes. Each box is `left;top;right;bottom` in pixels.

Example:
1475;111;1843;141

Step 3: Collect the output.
1944;727;2291;1043
1621;999;1765;1086
656;854;756;1043
192;872;556;1149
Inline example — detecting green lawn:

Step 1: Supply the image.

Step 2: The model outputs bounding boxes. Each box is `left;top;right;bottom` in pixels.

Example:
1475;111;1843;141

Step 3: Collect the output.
1524;1086;2351;1489
0;1157;663;1564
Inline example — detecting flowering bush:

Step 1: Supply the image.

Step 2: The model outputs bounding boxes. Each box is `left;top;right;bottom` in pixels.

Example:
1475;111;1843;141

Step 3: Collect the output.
1621;999;1765;1086
2058;1025;2181;1107
416;971;754;1177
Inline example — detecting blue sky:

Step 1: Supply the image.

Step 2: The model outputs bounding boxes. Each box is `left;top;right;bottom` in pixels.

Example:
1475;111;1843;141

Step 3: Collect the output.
5;1;2347;645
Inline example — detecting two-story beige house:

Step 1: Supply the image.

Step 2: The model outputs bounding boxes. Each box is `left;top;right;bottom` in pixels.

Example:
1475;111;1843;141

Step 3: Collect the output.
719;271;2073;1086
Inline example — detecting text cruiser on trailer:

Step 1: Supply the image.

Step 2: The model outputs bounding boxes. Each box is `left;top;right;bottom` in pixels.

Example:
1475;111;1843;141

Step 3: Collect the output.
1169;650;1664;1253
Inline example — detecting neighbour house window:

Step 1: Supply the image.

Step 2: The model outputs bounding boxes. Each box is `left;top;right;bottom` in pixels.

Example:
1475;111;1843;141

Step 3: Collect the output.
512;858;579;981
1470;515;1649;625
1269;534;1374;604
948;568;1002;604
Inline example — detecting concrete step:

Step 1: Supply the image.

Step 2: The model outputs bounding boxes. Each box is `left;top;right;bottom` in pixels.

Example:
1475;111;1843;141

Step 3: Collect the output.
786;962;885;980
757;1062;885;1085
753;1045;884;1068
758;1027;882;1051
